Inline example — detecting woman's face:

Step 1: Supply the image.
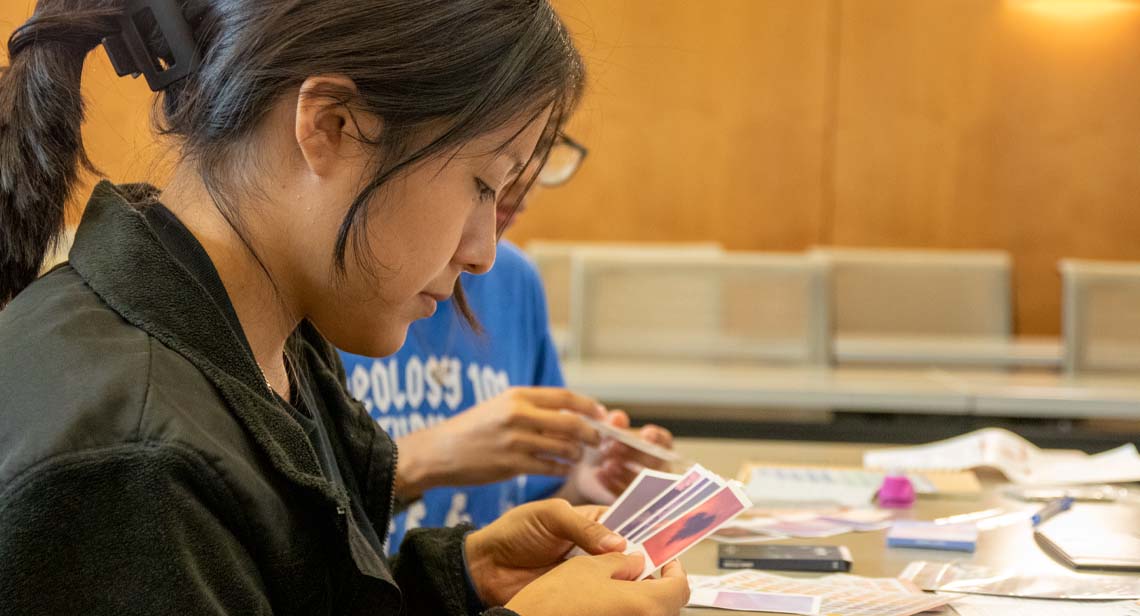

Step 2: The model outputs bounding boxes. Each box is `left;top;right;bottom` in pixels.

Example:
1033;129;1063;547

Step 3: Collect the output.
298;109;552;357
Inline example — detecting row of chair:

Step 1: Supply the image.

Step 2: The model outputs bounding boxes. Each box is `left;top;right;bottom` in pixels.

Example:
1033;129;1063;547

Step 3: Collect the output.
526;242;1140;376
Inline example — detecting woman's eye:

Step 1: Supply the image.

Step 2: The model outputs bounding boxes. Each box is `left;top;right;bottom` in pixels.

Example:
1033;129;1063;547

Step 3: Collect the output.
475;179;497;204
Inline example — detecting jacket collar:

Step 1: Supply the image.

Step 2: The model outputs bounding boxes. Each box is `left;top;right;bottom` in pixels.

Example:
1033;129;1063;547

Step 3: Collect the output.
69;181;349;509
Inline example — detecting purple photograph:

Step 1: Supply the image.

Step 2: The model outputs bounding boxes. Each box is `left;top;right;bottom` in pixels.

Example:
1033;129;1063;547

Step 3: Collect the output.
626;480;721;544
613;468;707;537
600;470;680;531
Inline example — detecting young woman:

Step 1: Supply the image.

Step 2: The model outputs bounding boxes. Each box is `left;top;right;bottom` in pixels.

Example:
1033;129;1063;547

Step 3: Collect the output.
0;1;689;614
340;137;676;553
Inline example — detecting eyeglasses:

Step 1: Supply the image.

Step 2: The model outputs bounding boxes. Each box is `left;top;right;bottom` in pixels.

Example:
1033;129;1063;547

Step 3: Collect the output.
536;133;588;187
494;133;587;234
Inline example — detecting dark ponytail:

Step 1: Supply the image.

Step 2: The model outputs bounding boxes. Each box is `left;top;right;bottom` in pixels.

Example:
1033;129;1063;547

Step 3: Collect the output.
2;0;584;315
0;4;121;306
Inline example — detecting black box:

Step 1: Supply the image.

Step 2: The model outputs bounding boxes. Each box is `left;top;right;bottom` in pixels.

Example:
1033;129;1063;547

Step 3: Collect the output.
718;544;853;572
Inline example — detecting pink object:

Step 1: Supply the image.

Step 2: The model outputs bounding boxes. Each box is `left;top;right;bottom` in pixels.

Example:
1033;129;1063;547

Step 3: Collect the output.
878;474;916;509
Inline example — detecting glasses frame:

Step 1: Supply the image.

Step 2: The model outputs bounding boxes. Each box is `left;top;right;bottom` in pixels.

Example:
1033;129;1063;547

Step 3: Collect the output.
537;133;589;188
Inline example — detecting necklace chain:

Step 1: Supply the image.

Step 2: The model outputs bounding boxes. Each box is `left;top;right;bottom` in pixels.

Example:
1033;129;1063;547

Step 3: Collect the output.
259;352;290;398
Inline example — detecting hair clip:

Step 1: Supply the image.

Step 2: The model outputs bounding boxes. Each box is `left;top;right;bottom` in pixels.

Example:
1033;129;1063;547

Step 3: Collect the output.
101;0;200;92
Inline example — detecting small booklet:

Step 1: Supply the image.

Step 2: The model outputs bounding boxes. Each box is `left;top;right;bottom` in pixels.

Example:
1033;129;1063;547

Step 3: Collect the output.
1035;526;1140;572
863;428;1140;486
886;521;978;552
718;544;853;572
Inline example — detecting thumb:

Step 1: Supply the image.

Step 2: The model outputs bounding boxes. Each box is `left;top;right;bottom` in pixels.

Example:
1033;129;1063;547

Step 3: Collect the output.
593;551;646;581
605;410;631;429
544;500;626;554
572;504;610;523
639;424;673;447
642;560;691;607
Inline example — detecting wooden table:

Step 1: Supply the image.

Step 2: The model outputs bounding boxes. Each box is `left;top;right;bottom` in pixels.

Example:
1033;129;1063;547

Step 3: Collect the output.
672;438;1140;615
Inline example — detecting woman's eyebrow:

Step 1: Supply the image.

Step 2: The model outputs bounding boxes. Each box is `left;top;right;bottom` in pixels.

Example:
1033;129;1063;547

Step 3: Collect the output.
503;159;527;184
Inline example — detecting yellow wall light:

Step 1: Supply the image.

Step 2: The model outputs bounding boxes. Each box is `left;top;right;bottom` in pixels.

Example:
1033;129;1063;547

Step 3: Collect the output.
1011;0;1140;20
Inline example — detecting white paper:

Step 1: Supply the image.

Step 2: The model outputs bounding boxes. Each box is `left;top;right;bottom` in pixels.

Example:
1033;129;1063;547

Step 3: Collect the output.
707;570;953;616
744;467;885;506
864;428;1140;485
944;593;1140;616
688;589;821;615
902;560;1140;600
688;574;728;589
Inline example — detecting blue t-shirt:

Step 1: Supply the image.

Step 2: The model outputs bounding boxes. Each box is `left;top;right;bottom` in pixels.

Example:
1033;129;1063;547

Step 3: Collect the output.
339;241;565;553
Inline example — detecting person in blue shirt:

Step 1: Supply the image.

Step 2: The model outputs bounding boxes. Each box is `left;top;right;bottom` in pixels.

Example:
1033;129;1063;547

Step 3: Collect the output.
340;135;674;552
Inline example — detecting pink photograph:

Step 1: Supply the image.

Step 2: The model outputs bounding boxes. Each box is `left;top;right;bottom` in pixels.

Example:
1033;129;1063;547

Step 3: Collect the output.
688;589;820;615
639;484;749;571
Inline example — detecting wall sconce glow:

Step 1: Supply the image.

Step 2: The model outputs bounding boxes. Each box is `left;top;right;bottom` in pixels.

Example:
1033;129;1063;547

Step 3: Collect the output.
1013;0;1140;20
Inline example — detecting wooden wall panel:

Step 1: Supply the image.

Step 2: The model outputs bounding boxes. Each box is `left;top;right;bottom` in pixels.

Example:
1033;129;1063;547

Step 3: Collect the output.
830;0;1140;334
511;0;834;251
5;0;1140;335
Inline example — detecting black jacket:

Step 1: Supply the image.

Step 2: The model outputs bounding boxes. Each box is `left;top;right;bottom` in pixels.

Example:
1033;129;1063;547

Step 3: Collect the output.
0;182;516;615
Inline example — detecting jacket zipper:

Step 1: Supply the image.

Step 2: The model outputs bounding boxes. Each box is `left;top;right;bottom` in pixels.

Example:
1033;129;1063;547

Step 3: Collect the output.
380;439;398;549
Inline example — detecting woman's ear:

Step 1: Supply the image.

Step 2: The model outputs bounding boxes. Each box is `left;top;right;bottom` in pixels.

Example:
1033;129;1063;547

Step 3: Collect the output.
294;75;382;176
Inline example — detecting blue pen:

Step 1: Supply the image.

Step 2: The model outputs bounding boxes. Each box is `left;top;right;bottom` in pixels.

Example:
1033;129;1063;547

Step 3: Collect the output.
1031;496;1073;526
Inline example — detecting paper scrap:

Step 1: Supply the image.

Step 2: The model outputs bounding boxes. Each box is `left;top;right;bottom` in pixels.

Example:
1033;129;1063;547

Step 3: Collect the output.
711;508;894;543
864;428;1140;486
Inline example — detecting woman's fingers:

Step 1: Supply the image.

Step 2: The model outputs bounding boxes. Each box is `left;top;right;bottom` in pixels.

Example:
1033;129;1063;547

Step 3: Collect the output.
512;387;605;419
572;504;609;524
639;424;673;449
590;551;646;580
510;405;600;445
509;430;584;462
644;560;691;608
512;454;575;477
589;457;630;497
535;500;627;554
598;421;676;471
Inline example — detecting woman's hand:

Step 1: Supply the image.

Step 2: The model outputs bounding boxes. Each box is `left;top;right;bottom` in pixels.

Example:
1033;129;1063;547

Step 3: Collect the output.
559;410;676;504
464;499;624;606
465;499;690;615
506;556;690;616
394;388;603;500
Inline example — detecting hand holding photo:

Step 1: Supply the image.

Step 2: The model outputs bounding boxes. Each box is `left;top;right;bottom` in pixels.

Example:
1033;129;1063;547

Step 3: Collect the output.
575;413;683;463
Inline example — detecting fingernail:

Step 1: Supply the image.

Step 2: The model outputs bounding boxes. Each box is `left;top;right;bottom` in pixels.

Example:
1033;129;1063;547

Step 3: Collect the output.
600;533;625;551
594;403;607;418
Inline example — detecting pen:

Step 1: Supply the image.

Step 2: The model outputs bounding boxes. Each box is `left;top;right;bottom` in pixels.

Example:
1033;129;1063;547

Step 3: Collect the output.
1031;496;1073;526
